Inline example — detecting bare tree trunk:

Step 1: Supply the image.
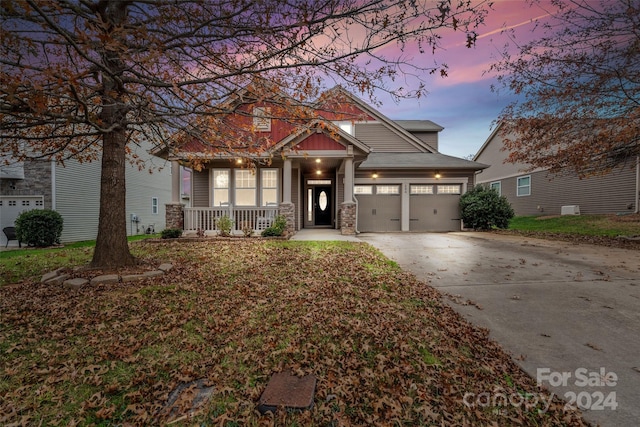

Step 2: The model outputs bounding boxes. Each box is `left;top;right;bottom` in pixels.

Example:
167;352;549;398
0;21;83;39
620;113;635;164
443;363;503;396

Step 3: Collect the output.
91;126;136;268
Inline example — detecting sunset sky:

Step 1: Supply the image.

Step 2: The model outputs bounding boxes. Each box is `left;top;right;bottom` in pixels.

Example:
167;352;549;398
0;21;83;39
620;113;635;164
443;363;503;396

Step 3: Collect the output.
373;0;555;159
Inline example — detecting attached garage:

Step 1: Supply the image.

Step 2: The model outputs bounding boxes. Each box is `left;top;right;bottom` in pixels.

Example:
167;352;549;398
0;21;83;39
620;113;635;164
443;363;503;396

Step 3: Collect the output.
355;184;401;232
409;184;462;232
0;195;44;246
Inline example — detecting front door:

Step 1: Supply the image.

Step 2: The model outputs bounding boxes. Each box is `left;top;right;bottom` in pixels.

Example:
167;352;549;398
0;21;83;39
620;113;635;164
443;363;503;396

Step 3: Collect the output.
314;186;332;226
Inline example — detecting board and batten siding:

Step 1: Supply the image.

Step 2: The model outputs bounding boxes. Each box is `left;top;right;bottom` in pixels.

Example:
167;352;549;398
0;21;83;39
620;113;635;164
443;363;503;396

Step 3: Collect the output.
495;167;637;216
354;122;422;153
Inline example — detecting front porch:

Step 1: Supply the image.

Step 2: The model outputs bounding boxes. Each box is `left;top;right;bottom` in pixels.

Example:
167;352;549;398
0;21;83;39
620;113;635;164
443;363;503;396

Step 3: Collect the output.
183;204;279;235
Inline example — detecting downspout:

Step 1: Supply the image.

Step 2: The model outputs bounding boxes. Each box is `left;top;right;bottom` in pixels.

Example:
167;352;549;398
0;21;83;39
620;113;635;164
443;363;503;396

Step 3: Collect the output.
51;160;56;210
635;156;640;213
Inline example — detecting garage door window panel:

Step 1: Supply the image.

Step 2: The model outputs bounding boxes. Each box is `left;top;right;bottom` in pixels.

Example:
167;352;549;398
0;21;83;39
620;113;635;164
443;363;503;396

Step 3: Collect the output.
375;185;400;195
436;185;461;194
354;185;373;195
410;185;434;194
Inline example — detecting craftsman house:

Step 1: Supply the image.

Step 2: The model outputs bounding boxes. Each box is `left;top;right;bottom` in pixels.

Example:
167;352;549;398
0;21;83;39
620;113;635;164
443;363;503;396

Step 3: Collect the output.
157;87;488;235
474;121;639;216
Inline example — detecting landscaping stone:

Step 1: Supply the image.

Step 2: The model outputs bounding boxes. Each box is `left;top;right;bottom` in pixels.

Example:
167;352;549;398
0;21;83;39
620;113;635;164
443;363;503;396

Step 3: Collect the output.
45;274;69;285
158;263;173;272
41;268;64;283
90;274;119;285
121;274;147;283
63;278;88;289
257;371;316;414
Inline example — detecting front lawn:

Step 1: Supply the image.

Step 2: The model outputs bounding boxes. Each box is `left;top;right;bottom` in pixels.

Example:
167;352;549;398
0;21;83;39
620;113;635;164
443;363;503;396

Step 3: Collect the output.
0;240;587;425
509;214;640;237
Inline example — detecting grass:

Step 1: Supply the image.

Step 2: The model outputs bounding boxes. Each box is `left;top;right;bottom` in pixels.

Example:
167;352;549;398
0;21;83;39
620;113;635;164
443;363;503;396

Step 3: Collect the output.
0;234;159;286
0;239;586;426
509;214;640;237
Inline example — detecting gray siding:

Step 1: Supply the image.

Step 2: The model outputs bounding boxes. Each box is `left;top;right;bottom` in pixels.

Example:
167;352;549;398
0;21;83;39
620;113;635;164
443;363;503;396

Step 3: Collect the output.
492;167;637;216
54;159;101;242
409;131;438;151
354;122;423;153
192;169;210;207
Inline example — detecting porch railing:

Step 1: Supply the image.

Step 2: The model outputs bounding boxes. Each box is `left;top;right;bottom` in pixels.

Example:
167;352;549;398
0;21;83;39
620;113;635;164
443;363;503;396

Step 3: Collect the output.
184;205;279;234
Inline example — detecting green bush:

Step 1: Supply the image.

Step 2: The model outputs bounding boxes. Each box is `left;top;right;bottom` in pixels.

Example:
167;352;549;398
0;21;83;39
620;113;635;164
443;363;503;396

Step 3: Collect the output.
261;214;287;237
460;185;514;230
216;215;234;236
161;228;183;239
15;209;63;247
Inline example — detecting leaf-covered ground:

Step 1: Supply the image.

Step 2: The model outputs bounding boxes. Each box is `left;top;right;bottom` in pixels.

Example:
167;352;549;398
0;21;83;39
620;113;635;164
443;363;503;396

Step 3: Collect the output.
1;240;588;426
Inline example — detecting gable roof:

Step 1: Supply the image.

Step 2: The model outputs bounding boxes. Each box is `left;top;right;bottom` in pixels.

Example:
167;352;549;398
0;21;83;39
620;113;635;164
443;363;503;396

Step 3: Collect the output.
359;152;488;170
270;119;370;154
473;121;504;161
316;87;439;153
395;120;444;132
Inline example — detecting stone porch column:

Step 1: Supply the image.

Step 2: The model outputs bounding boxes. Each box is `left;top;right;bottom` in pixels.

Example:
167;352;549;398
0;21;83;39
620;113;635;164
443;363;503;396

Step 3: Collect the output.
279;202;295;236
340;202;356;235
165;203;184;230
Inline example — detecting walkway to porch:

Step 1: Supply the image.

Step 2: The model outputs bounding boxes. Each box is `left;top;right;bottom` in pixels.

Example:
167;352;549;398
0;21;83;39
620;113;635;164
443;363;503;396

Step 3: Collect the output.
290;229;360;242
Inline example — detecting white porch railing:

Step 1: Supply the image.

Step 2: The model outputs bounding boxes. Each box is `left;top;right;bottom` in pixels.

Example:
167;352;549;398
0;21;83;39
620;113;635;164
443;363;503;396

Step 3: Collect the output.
184;205;278;233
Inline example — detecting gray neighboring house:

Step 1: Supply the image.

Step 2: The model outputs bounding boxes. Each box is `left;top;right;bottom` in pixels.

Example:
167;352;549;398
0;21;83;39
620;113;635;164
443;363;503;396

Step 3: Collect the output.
474;122;639;216
0;141;172;246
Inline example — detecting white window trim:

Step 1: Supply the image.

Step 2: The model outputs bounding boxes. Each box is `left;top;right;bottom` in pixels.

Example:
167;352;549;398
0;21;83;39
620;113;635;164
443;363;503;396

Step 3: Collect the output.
211;168;230;206
234;169;257;206
490;181;502;196
260;168;279;206
151;197;159;214
517;175;531;197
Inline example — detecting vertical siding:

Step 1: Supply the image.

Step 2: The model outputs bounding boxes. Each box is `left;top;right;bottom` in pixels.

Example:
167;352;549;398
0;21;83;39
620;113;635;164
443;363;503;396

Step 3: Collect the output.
354;123;421;153
496;167;637;216
192;169;210;207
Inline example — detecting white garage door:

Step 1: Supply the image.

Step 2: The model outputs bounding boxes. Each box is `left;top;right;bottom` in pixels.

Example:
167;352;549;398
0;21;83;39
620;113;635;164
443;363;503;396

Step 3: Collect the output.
0;196;44;246
409;184;461;232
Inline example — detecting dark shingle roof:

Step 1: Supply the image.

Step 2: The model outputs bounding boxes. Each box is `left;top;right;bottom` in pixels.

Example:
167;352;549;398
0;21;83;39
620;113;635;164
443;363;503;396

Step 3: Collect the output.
395;120;444;132
359;153;488;170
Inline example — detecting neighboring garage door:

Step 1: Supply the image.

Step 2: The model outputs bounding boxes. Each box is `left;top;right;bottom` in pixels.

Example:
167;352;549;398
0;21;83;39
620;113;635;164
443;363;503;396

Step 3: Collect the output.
355;184;401;232
409;184;461;232
0;196;44;246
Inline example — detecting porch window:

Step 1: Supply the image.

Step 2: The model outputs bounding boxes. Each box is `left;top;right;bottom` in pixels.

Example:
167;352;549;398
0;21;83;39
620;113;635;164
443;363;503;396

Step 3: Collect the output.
261;169;278;206
212;169;230;206
235;169;256;206
437;185;461;194
517;176;531;196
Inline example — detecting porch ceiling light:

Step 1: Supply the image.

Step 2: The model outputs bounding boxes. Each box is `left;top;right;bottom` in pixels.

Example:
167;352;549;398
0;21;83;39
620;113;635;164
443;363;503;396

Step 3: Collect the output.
315;158;321;163
316;170;322;175
236;158;243;164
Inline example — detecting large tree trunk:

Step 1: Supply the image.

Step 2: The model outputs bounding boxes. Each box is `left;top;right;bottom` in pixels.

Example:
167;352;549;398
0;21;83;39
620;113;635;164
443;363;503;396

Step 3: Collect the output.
91;127;136;268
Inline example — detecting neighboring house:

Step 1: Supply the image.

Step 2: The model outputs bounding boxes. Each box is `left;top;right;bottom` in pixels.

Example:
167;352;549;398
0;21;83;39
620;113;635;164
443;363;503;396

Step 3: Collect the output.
474;121;639;216
0;141;172;246
155;87;488;235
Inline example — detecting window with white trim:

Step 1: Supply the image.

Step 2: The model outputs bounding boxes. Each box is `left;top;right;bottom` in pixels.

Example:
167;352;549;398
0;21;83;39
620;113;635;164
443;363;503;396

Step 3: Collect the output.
517;176;531;197
354;185;373;195
212;169;230;206
376;185;400;195
253;107;271;132
235;169;256;206
410;185;434;194
261;169;278;206
151;197;159;214
490;181;501;196
437;185;461;194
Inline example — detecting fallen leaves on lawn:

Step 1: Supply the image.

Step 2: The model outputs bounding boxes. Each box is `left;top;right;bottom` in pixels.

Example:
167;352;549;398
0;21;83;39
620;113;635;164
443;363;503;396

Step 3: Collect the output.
1;240;588;426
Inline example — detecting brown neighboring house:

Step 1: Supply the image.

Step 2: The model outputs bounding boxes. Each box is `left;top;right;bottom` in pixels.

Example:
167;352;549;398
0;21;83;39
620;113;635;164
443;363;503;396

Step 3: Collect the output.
154;87;488;235
474;121;639;216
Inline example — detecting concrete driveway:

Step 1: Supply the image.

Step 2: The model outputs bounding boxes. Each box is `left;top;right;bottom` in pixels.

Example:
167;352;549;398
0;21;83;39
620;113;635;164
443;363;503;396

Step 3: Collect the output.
359;232;640;427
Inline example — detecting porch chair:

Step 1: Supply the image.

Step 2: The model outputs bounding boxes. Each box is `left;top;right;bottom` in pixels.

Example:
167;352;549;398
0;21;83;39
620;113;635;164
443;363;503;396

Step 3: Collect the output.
256;203;278;229
3;226;21;248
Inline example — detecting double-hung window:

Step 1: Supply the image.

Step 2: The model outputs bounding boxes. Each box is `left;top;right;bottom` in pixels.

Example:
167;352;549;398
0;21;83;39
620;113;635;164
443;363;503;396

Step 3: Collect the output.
261;169;278;206
490;181;502;196
213;169;230;206
235;169;256;206
151;197;159;214
517;176;531;197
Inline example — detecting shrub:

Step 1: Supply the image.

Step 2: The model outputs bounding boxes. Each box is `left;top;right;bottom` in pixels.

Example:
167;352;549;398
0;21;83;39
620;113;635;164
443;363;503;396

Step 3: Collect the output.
15;209;63;247
460;185;514;230
161;228;183;239
216;215;234;237
261;214;287;237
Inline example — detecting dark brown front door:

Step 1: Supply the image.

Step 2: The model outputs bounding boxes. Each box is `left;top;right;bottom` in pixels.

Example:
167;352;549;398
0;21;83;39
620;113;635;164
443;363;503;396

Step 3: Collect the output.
314;186;332;226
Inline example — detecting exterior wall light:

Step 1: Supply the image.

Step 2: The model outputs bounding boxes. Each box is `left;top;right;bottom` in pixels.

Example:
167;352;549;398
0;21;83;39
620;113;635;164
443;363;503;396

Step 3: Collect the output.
372;171;378;179
316;170;322;175
435;171;441;179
